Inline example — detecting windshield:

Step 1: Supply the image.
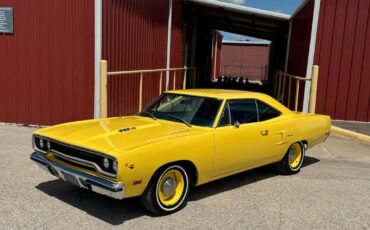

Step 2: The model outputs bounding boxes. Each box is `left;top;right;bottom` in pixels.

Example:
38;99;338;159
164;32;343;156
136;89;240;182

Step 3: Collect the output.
139;94;222;127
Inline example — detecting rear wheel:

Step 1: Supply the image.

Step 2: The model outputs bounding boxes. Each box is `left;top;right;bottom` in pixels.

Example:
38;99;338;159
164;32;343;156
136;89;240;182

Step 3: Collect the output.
276;142;305;175
141;165;190;215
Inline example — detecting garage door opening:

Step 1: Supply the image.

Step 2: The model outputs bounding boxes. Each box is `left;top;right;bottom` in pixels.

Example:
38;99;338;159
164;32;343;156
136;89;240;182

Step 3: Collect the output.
183;0;290;94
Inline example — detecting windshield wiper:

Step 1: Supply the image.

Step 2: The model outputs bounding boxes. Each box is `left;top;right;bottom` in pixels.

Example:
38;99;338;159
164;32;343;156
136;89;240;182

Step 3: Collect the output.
167;115;192;127
138;111;157;120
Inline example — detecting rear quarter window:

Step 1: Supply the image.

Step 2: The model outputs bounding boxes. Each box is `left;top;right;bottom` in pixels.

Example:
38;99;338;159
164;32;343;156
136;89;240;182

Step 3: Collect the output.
256;100;281;121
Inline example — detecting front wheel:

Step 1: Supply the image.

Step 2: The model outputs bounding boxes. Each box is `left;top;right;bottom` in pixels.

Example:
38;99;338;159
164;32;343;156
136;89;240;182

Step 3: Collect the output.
276;142;305;175
141;165;190;215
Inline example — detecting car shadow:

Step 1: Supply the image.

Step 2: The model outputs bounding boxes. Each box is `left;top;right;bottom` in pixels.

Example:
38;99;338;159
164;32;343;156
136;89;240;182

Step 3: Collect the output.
189;156;319;201
35;156;319;225
35;180;147;224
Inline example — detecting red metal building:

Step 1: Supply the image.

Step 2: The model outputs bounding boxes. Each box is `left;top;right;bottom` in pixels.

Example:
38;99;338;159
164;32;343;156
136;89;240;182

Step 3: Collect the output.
0;0;369;125
0;0;95;125
220;40;271;80
314;0;370;121
287;0;370;121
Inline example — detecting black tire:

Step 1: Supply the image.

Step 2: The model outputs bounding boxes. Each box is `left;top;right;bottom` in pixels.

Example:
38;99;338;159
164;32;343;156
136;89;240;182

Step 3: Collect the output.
276;142;305;175
140;165;190;215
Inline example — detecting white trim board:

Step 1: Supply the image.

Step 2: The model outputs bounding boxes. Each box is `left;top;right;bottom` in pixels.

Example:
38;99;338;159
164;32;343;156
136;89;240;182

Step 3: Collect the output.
303;0;321;112
94;0;102;118
165;0;173;90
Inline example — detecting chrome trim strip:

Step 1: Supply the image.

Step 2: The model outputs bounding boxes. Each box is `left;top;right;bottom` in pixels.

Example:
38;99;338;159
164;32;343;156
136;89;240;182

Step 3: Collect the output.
30;152;124;199
51;150;116;178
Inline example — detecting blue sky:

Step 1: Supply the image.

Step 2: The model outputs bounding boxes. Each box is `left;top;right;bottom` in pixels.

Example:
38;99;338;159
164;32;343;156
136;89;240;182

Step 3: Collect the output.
219;0;303;41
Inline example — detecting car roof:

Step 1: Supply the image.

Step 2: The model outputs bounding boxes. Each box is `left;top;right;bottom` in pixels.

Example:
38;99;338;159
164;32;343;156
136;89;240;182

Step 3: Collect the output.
166;89;293;115
167;89;268;99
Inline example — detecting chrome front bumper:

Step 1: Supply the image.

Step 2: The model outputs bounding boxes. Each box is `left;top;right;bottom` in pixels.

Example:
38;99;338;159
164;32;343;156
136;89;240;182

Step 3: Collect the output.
30;152;124;199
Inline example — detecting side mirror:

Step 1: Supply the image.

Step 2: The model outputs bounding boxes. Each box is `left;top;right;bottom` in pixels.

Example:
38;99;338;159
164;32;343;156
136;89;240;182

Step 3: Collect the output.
232;120;240;128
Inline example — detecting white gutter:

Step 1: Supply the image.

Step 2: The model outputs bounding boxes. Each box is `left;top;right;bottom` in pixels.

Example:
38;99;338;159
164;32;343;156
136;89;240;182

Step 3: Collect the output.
186;0;290;20
303;0;321;112
165;0;173;90
94;0;102;118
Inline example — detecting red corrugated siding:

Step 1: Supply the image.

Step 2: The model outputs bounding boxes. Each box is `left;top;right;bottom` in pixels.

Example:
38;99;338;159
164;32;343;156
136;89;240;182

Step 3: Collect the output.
220;44;270;80
103;0;183;117
314;0;370;121
0;0;94;125
287;0;314;110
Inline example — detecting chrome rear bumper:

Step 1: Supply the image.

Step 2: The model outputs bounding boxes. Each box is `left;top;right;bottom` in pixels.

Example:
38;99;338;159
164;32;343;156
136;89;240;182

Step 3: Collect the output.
30;152;124;199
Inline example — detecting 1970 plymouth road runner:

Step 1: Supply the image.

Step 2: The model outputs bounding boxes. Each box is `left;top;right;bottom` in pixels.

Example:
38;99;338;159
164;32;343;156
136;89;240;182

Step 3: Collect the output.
31;89;331;215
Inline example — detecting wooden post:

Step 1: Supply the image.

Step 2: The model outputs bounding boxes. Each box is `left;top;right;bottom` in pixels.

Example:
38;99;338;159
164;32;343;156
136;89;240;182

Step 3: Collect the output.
173;70;176;90
288;77;292;109
309;65;319;113
183;66;187;89
159;71;163;95
295;80;300;111
100;60;108;118
139;73;143;112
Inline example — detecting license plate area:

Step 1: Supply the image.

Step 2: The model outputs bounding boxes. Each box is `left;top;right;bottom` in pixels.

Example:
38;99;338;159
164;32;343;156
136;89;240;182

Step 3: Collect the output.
62;172;81;187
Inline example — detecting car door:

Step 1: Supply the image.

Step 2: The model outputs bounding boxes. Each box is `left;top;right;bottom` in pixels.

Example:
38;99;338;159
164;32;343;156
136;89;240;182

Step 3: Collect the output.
213;99;263;176
213;99;284;177
254;99;287;161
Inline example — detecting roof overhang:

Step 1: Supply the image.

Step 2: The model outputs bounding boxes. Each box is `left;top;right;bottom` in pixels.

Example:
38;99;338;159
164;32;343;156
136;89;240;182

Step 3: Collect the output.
185;0;291;40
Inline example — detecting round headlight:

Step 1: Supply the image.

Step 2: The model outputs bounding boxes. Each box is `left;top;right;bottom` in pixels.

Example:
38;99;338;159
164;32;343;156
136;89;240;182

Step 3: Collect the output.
39;138;44;149
113;160;117;172
103;158;110;169
46;140;51;150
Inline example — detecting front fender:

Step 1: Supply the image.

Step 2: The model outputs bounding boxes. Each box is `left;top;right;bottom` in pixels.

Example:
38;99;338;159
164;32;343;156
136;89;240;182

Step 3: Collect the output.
115;131;214;198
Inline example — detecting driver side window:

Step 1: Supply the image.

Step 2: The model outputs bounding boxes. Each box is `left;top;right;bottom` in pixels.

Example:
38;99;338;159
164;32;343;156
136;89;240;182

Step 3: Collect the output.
218;99;258;126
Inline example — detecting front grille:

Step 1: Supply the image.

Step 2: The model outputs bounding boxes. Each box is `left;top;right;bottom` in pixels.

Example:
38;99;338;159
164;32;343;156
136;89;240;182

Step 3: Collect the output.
49;140;116;178
54;155;94;171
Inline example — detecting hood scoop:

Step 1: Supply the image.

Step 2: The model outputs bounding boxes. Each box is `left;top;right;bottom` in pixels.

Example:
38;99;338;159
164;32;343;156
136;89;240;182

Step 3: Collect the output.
118;127;137;133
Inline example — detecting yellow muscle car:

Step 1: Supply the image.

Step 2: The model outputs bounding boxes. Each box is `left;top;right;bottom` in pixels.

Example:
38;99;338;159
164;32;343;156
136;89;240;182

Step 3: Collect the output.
30;89;331;215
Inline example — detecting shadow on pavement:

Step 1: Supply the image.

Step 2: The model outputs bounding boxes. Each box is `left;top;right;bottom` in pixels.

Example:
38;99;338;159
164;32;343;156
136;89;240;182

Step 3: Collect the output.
189;156;319;201
36;180;147;225
35;156;319;225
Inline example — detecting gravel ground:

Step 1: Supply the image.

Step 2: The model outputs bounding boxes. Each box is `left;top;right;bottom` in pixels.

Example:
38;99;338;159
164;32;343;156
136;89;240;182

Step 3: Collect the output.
0;124;369;230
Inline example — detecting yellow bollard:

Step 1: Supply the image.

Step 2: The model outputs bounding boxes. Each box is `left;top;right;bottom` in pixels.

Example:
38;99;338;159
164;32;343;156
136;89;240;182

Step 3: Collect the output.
309;65;319;113
100;60;108;118
183;66;187;89
139;73;143;112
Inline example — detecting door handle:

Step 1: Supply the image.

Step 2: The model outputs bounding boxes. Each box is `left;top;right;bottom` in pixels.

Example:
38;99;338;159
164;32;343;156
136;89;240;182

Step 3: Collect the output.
260;130;269;136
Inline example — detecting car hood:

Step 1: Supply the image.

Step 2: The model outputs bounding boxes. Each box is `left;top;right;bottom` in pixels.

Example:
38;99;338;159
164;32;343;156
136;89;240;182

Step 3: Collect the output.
35;116;205;154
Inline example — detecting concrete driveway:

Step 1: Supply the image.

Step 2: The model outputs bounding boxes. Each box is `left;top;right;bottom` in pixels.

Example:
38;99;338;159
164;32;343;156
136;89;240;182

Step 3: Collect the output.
1;124;369;229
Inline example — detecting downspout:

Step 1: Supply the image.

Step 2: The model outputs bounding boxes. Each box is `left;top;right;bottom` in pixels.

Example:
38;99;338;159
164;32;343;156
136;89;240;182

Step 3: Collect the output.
302;0;321;112
166;0;173;90
212;31;218;81
94;0;102;118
